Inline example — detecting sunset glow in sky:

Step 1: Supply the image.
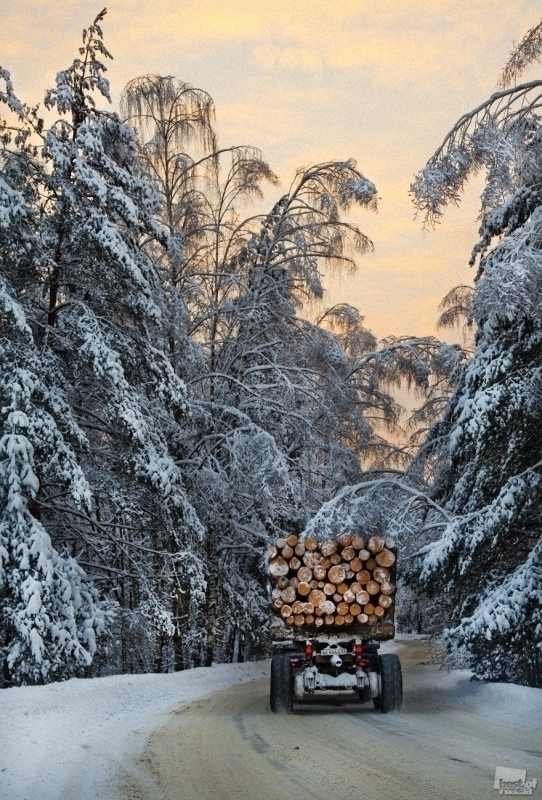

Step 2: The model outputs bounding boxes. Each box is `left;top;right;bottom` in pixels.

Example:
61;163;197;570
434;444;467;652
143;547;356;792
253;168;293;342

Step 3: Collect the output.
4;1;542;339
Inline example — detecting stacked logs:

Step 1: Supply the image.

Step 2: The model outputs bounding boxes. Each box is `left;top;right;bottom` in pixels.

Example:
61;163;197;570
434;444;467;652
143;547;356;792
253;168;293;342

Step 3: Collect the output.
267;533;396;628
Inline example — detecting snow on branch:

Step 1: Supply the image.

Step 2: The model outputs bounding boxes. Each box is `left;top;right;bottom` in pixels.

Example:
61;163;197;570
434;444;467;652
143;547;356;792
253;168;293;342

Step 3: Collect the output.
500;17;542;88
302;478;450;543
411;81;542;227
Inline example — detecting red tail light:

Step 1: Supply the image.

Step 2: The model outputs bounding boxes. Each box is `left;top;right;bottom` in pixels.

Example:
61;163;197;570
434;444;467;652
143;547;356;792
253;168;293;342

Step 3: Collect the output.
304;643;313;658
354;643;363;656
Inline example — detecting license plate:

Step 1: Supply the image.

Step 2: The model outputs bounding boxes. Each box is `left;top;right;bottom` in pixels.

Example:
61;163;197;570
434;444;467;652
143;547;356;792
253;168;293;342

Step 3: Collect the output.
320;646;347;655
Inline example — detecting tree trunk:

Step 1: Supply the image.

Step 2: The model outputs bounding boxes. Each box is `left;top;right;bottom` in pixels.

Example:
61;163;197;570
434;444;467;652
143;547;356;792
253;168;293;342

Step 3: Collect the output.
205;530;219;667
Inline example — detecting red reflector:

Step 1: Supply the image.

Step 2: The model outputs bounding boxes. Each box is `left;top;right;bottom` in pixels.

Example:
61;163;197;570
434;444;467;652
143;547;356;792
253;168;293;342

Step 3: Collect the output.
304;643;313;658
354;644;363;656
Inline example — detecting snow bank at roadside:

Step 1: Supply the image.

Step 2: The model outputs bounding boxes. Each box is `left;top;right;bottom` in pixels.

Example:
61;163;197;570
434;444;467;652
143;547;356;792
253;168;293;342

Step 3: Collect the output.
0;660;270;800
391;635;542;732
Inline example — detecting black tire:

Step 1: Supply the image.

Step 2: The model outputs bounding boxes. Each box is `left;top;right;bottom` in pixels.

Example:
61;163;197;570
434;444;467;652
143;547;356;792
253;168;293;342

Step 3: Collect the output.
378;654;403;713
270;655;293;713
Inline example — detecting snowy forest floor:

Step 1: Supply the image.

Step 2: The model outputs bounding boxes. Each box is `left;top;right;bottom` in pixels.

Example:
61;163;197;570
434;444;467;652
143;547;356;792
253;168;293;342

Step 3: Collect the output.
2;636;542;800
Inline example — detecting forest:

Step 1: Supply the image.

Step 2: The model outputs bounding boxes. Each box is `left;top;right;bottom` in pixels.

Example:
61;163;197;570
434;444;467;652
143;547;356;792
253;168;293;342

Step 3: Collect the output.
1;9;541;688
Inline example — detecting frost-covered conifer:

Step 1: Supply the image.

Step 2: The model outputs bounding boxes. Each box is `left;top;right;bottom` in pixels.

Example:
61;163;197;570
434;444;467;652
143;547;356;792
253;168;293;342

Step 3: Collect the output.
410;19;542;685
0;12;203;682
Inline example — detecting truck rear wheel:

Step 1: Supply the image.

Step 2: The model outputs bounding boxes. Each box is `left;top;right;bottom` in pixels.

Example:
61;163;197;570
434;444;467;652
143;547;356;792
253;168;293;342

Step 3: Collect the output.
378;653;402;713
270;655;293;713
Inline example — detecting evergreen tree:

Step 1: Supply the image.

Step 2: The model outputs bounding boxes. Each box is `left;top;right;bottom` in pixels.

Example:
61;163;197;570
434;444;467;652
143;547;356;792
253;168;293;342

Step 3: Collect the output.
0;12;203;683
410;18;542;685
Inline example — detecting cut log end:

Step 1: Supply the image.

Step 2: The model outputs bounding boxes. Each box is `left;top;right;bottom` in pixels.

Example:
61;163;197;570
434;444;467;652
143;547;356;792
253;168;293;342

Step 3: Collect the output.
367;536;385;554
351;535;365;550
328;565;346;585
297;566;312;583
281;587;297;604
269;557;289;577
375;549;396;567
281;544;294;560
320;540;338;557
341;546;356;562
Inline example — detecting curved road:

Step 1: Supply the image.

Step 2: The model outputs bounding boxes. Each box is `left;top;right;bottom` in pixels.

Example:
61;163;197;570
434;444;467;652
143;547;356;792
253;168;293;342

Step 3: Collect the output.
119;640;541;800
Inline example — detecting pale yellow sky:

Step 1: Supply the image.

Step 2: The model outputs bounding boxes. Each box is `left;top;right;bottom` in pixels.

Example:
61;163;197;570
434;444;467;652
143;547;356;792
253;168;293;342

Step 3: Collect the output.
3;1;542;339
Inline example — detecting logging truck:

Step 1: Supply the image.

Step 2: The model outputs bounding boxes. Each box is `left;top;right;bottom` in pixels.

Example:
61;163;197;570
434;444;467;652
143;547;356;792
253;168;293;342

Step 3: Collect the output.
267;533;403;714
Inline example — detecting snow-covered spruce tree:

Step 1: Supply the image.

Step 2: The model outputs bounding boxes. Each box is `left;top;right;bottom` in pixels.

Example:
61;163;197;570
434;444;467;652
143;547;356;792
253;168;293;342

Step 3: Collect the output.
0;77;106;684
0;13;204;682
409;19;542;685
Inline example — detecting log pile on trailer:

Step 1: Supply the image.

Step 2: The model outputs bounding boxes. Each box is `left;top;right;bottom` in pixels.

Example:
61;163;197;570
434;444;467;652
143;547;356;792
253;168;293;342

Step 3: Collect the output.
267;533;396;629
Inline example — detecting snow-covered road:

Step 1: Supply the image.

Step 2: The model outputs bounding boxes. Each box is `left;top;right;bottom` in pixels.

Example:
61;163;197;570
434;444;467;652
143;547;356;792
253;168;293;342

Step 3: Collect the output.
2;637;542;800
122;638;542;800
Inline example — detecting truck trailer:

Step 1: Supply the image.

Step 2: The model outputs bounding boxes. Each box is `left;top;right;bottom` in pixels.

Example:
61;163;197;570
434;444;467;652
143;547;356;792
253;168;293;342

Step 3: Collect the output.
267;533;402;714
